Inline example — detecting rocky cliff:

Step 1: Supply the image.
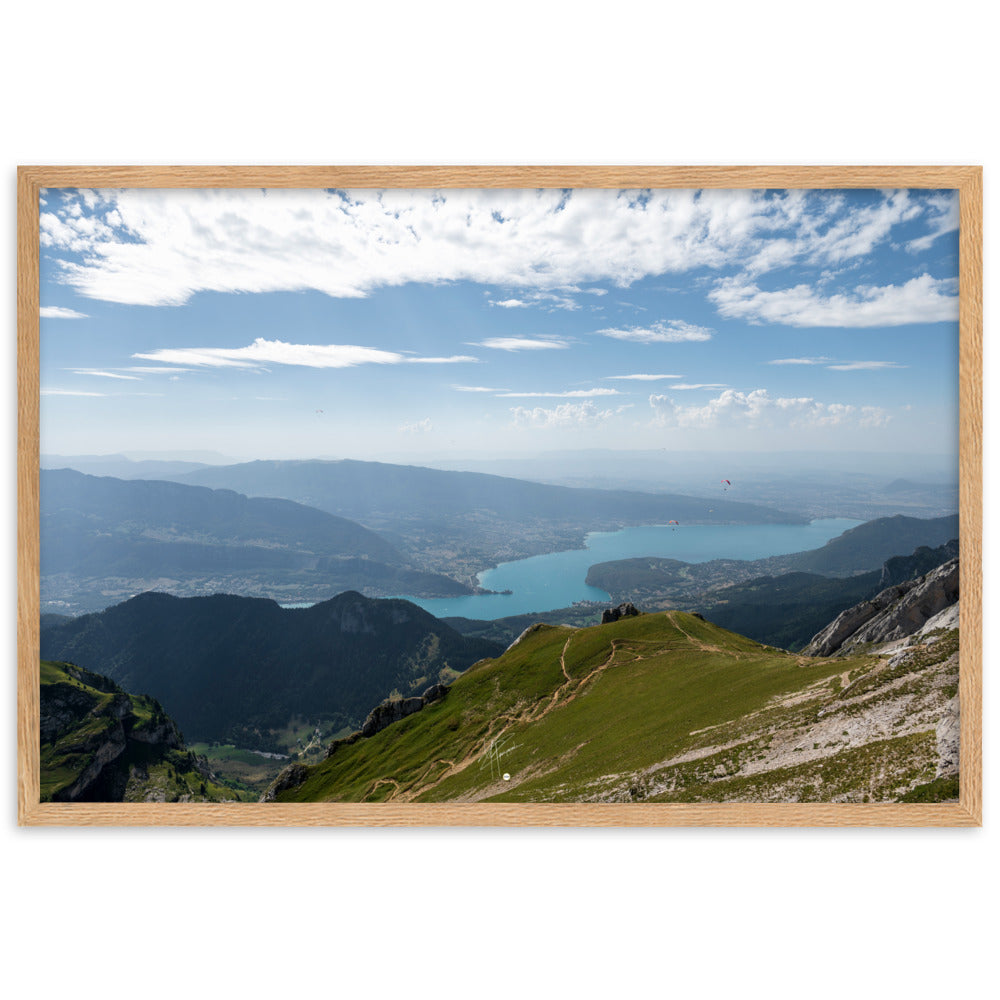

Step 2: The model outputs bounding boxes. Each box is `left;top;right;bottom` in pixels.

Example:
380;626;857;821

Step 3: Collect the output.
601;602;640;624
803;558;958;657
879;539;958;588
260;682;450;801
352;683;450;740
40;660;247;802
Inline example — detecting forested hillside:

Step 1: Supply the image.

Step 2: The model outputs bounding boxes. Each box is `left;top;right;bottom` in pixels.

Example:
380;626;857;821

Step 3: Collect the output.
41;590;503;751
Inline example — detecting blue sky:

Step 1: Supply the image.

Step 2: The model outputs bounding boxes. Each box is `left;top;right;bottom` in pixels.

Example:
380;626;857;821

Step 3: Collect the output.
38;187;960;460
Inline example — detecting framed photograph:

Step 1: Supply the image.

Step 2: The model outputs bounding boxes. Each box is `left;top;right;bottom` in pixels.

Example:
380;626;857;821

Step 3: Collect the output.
18;165;982;827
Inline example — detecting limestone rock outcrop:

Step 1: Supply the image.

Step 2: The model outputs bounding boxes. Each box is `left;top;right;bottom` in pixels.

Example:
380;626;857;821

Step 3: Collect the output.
260;763;313;802
804;558;958;657
356;683;450;739
601;602;640;625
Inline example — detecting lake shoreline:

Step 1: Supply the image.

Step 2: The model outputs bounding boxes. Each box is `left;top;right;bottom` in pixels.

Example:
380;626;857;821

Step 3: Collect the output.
393;518;864;622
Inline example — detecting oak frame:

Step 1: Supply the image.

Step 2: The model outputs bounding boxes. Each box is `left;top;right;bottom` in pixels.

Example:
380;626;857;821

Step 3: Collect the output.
17;165;983;827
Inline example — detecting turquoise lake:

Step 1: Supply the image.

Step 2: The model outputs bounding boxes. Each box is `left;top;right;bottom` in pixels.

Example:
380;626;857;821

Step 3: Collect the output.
400;518;862;620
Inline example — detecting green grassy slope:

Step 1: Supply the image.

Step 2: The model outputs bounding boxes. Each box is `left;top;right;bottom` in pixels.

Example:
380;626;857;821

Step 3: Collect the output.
272;610;955;804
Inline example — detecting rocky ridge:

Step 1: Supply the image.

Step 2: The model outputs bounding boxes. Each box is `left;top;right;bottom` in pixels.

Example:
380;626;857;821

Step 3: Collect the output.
601;602;640;624
260;682;450;802
804;558;958;657
40;660;245;802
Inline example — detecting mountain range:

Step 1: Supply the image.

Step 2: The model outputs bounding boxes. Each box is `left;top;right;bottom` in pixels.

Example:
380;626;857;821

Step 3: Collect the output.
164;458;809;579
40;539;960;803
40;590;503;751
41;467;470;612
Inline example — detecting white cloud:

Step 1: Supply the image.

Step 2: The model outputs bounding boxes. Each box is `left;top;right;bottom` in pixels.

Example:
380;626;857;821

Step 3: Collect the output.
400;417;432;433
70;369;141;380
41;388;106;396
860;406;892;427
132;337;474;369
39;188;959;307
453;385;510;393
768;356;904;371
407;355;479;364
488;290;581;311
125;366;195;374
767;357;832;366
709;273;958;327
905;192;959;253
40;306;89;319
670;383;729;390
649;388;890;430
597;320;714;343
511;401;631;428
603;373;684;381
741;189;925;274
495;388;621;398
825;361;906;371
474;337;569;351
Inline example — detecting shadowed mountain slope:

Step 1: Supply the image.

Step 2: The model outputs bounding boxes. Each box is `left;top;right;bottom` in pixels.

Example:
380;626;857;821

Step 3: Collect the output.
40;591;503;749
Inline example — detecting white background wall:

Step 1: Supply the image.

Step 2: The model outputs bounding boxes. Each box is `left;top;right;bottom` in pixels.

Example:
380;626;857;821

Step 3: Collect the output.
2;3;994;996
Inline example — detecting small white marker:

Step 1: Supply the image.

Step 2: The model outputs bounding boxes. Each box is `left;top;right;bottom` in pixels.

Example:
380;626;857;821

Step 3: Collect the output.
503;773;510;781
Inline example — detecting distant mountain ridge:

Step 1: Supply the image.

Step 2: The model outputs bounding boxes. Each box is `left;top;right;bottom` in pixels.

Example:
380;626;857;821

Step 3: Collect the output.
40;590;504;749
41;468;470;612
766;514;959;576
42;455;216;479
165;458;810;578
43;467;401;562
170;458;806;525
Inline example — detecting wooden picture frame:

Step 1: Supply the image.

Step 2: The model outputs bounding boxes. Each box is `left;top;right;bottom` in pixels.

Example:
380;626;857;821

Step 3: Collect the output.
18;165;982;827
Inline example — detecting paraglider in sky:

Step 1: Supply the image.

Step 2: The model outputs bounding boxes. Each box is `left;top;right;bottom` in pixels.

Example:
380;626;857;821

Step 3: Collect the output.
721;479;731;492
668;519;679;531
